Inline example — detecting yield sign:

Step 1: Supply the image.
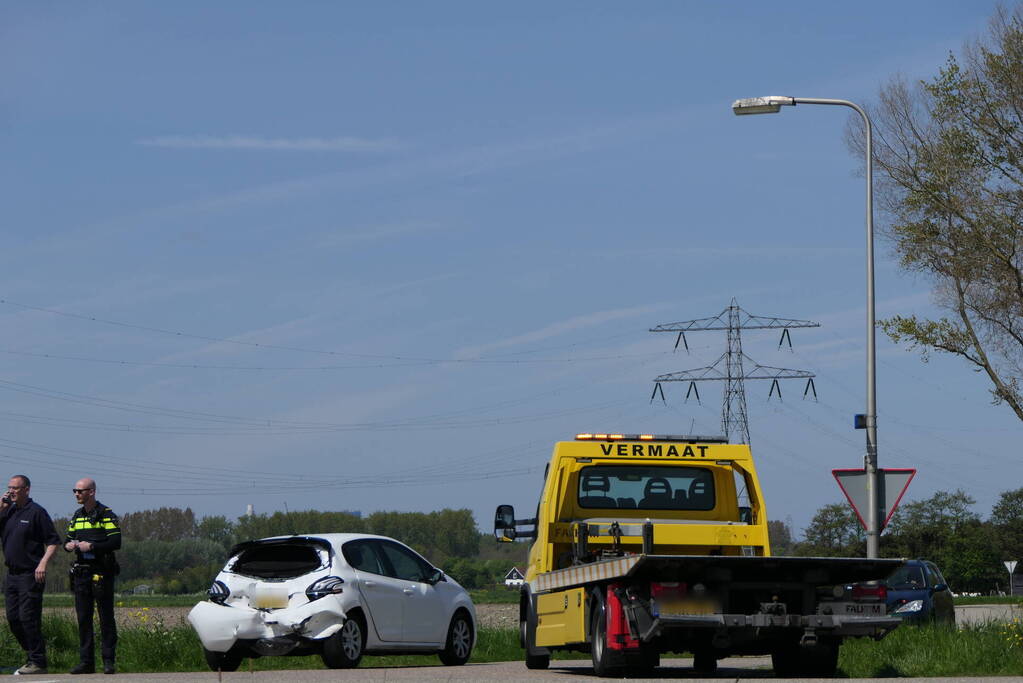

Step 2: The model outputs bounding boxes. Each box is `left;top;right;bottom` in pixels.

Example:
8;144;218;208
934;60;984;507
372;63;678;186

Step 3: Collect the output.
1007;561;1018;575
833;468;916;531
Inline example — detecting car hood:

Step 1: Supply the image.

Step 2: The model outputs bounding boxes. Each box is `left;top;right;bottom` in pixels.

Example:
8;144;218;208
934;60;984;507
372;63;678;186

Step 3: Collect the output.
886;588;929;606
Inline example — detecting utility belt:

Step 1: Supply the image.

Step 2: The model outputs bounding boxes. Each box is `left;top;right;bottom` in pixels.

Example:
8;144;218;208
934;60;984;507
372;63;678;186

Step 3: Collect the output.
70;555;119;579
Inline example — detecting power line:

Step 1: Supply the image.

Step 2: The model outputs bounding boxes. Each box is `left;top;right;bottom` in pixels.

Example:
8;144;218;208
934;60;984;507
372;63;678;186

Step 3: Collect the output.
0;298;666;366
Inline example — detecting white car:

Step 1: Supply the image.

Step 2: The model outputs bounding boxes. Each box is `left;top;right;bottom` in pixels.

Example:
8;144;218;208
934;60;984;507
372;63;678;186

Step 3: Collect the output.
188;533;476;671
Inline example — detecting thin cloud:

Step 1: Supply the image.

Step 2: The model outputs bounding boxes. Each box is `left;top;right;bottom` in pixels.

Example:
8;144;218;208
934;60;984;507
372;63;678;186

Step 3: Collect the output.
136;135;401;152
455;304;669;359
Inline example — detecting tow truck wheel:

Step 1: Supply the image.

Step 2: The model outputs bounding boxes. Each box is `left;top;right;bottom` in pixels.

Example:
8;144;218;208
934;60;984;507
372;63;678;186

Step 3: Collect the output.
525;650;551;669
590;591;624;677
522;606;550;669
627;645;659;675
799;639;839;677
770;642;799;677
693;649;717;674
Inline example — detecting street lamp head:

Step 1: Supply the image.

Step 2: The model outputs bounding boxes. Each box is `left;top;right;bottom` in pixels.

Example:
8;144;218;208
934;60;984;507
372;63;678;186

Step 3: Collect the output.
731;95;796;115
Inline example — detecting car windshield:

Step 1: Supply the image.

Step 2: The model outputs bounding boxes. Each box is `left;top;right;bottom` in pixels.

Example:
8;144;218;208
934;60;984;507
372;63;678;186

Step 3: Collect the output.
577;465;715;511
887;565;926;590
227;540;328;579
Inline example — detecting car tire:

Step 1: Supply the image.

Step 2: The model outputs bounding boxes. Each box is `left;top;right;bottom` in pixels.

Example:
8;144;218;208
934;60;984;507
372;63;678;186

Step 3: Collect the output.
438;610;474;666
203;647;242;672
321;613;365;669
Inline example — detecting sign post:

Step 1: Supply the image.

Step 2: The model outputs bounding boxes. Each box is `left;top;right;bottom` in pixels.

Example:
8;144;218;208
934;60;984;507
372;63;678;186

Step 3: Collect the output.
1007;561;1018;597
833;468;916;531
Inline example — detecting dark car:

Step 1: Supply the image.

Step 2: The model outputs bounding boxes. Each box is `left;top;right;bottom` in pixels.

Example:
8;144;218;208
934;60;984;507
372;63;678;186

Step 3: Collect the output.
885;559;955;624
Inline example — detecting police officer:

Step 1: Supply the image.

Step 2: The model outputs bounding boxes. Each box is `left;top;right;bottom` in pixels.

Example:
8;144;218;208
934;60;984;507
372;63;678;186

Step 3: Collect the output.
0;474;60;676
64;478;121;675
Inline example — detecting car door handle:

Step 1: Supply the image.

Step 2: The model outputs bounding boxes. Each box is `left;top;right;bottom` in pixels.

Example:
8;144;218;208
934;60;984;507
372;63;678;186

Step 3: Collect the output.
403;588;415;595
362;580;375;588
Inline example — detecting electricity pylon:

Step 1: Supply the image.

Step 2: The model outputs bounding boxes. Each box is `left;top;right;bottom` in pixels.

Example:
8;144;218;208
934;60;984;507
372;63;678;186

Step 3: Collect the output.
650;298;819;444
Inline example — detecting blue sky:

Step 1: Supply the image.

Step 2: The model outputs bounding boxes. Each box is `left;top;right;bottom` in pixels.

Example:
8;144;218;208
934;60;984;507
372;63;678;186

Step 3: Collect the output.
1;2;1017;537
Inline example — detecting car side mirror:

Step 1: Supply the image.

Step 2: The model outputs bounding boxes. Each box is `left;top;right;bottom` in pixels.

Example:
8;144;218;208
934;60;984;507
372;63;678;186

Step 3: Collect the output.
494;504;517;542
426;569;445;585
933;583;948;593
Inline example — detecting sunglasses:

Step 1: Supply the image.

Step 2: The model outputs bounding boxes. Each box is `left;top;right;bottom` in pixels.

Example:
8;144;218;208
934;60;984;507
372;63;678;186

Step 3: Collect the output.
72;488;95;494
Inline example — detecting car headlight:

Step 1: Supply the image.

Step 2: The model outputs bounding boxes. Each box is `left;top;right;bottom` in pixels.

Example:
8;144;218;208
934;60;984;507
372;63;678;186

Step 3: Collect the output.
894;599;923;614
208;579;229;605
305;576;344;602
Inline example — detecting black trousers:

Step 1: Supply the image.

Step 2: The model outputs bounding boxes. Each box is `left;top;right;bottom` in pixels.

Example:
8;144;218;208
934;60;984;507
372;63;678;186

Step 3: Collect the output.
4;572;46;667
72;570;117;665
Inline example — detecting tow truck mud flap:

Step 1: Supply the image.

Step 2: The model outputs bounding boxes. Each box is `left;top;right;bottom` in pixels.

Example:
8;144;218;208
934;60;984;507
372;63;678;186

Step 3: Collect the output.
189;602;268;652
535;588;586;647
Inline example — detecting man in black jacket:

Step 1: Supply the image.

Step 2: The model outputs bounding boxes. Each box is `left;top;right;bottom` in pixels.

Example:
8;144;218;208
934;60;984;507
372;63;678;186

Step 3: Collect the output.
1;474;60;676
64;478;122;675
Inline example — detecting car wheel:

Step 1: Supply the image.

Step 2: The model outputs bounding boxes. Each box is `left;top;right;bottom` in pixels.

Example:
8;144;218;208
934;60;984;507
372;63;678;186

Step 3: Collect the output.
321;613;365;669
438;610;474;666
203;647;242;672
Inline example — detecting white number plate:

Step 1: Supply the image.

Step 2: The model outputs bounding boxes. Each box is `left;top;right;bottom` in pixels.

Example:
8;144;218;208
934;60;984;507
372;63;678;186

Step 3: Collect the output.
828;601;885;617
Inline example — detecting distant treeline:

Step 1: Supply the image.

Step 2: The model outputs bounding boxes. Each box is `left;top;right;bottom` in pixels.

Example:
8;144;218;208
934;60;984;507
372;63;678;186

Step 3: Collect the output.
34;507;519;594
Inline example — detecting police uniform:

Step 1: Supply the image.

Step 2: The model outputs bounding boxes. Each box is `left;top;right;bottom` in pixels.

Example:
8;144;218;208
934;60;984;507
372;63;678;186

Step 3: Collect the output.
1;499;61;670
66;502;121;671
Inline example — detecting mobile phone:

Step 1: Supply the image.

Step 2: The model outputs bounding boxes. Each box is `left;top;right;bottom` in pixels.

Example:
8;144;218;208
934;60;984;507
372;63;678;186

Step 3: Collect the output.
1;496;11;505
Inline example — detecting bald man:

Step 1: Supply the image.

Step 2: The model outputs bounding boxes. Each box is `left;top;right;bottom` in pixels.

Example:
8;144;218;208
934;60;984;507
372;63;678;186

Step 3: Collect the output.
64;478;121;675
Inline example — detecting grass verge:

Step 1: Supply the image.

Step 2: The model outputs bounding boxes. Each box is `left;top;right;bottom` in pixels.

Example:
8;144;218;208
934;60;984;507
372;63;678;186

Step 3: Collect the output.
0;613;526;673
840;622;1023;677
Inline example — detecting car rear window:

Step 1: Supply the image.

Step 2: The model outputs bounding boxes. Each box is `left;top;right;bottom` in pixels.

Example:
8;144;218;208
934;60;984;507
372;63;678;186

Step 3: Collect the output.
229;541;327;579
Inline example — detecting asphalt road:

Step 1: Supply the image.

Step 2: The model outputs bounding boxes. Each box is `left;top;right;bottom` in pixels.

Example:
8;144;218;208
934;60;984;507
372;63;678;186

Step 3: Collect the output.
12;658;1023;682
955;603;1022;626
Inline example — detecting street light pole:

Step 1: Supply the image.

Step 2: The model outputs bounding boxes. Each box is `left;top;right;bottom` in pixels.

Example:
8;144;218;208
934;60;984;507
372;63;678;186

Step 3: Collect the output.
732;95;879;558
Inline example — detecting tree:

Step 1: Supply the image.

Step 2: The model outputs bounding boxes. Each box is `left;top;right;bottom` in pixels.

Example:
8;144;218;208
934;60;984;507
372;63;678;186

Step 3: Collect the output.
991;486;1023;560
883;489;1001;590
795;503;864;557
849;6;1023;420
767;519;795;556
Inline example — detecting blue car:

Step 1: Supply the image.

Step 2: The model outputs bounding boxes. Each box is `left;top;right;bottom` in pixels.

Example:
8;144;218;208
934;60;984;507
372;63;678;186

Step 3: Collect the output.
885;559;955;625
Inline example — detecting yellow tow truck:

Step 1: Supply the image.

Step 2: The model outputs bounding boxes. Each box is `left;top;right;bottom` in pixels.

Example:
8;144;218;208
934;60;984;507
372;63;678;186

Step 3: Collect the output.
494;434;903;677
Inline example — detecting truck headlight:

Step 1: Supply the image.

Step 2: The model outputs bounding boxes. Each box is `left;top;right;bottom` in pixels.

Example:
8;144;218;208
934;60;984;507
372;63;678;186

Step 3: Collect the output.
894;599;923;614
208;579;229;605
306;576;344;602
